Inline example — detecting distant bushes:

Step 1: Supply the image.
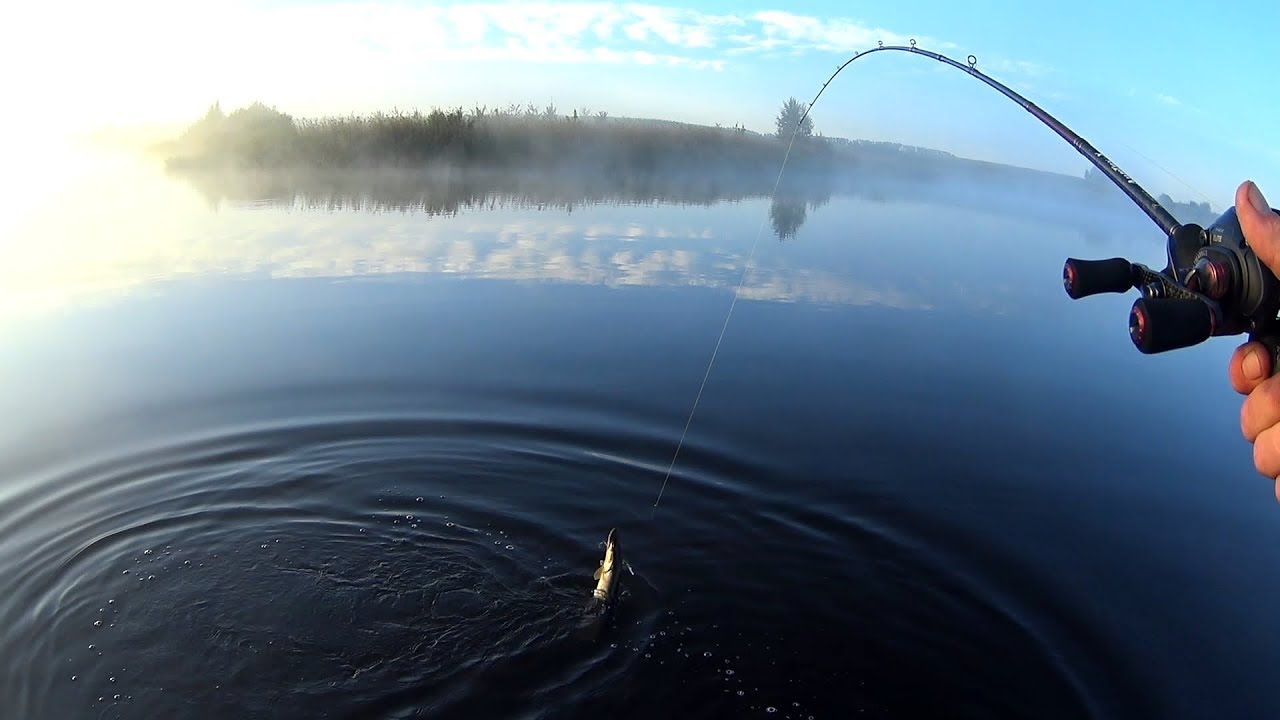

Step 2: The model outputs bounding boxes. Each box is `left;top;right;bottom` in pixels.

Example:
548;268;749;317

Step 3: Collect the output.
163;102;844;178
162;101;1165;220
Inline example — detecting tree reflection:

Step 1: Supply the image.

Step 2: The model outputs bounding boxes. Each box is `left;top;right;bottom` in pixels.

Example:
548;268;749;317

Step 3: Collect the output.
165;162;1142;246
770;196;808;241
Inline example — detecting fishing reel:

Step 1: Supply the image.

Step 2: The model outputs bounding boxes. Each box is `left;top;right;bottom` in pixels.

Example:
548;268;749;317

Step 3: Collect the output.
1064;206;1280;370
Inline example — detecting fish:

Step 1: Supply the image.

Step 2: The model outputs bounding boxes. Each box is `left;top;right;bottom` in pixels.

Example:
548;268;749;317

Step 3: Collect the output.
577;528;621;639
590;528;620;607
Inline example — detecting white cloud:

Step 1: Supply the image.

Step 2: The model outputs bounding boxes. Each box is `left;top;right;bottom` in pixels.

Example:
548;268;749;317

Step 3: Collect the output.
1;0;1041;130
1156;93;1182;106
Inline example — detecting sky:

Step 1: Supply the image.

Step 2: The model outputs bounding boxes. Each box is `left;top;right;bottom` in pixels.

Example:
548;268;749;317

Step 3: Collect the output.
4;0;1278;209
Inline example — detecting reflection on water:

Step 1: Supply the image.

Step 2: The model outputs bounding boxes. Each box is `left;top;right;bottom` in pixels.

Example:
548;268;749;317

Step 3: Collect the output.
770;194;829;242
4;145;1280;720
1;149;1155;329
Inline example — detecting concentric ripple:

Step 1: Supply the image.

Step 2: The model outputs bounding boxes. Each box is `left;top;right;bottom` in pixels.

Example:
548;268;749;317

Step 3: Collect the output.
0;413;713;720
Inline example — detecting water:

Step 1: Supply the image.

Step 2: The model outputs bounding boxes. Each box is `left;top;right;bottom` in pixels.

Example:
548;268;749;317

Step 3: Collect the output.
2;148;1279;719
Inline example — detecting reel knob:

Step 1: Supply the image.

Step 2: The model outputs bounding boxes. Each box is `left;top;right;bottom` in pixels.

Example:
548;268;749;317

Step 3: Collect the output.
1063;258;1134;299
1129;298;1214;354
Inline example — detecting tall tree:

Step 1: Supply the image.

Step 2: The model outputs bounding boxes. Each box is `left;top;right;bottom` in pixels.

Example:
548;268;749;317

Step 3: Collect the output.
775;97;814;139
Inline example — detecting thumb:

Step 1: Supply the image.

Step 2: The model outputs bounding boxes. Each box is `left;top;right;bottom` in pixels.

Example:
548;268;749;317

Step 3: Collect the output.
1236;180;1280;272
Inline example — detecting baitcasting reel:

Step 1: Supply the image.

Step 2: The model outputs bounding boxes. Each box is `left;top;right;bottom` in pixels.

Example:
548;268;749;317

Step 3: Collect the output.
1064;207;1280;368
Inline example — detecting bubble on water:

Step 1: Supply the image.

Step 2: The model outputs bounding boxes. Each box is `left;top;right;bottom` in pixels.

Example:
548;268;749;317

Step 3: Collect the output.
505;545;513;550
726;670;735;676
660;631;666;636
737;691;744;696
93;621;102;627
107;600;114;605
411;524;418;529
645;653;651;658
260;545;267;549
767;708;777;714
113;694;120;700
446;523;454;528
109;677;116;683
184;560;191;566
143;550;152;555
416;497;423;502
704;652;712;657
88;645;95;650
406;515;412;520
393;520;399;525
121;570;129;575
147;576;155;581
71;675;77;681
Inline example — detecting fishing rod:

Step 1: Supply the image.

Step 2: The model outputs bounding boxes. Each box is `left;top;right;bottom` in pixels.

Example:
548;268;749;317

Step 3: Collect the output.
653;40;1280;512
794;40;1280;370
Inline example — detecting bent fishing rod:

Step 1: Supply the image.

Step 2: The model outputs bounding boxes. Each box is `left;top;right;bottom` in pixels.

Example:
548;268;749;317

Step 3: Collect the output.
653;41;1280;511
799;40;1280;371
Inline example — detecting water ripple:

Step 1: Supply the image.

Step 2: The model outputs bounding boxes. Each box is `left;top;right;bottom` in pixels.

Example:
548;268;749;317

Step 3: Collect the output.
0;414;720;719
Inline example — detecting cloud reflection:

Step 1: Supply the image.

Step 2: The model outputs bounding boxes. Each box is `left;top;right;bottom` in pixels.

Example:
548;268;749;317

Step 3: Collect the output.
1;150;1146;325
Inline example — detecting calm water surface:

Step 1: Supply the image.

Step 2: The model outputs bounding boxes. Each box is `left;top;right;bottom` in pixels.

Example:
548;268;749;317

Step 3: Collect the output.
2;148;1279;719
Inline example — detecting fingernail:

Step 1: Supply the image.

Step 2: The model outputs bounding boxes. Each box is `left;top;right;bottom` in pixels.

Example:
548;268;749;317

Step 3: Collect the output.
1247;181;1271;215
1245;345;1265;381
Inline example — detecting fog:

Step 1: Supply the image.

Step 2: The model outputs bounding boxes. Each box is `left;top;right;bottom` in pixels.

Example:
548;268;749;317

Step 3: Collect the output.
1;123;1173;334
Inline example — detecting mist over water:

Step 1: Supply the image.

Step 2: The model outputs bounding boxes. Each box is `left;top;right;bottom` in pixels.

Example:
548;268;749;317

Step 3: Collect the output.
2;148;1278;719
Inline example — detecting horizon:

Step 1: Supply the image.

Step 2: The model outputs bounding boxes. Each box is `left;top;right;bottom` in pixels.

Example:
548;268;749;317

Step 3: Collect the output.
5;1;1276;211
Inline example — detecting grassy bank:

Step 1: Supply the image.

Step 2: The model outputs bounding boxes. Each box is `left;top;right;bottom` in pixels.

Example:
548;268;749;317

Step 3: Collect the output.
161;102;847;179
162;101;1217;228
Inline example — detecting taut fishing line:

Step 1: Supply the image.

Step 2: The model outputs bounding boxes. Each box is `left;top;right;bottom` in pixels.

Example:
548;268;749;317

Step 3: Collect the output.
651;39;1277;512
649;109;807;515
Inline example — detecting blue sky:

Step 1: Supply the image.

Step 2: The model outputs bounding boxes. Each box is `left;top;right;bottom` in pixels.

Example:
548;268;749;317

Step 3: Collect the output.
6;0;1276;210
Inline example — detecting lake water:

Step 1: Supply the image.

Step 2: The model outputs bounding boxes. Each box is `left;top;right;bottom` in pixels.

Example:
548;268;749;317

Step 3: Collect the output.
2;148;1279;719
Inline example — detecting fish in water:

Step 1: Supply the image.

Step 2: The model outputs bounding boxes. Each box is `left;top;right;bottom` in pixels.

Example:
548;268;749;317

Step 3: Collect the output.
578;528;621;639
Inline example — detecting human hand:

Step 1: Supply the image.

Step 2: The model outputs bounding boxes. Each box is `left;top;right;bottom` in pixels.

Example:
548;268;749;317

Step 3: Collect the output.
1228;181;1280;499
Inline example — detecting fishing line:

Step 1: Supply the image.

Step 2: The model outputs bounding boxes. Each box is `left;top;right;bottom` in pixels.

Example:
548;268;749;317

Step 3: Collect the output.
650;118;809;515
1115;140;1215;207
651;39;1188;513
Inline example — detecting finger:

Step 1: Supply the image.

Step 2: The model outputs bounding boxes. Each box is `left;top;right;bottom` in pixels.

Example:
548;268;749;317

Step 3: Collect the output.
1230;341;1271;394
1241;373;1280;441
1274;480;1280;504
1236;181;1280;271
1254;423;1280;479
